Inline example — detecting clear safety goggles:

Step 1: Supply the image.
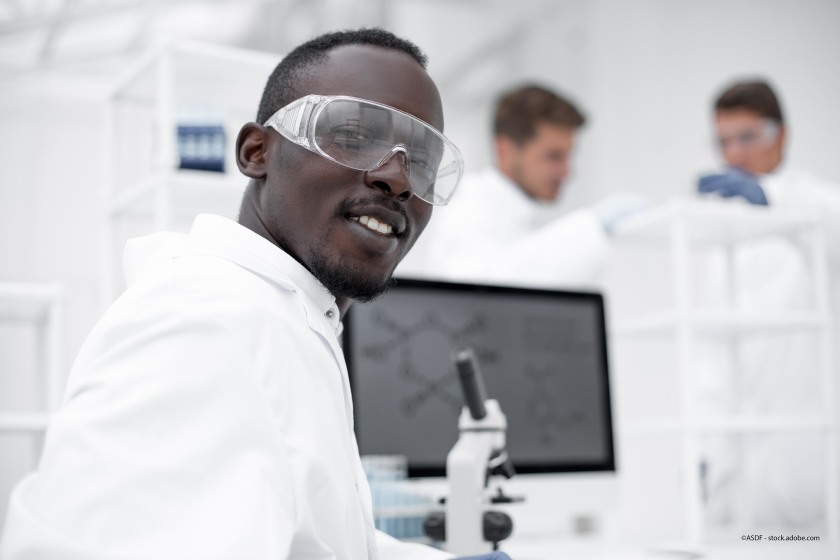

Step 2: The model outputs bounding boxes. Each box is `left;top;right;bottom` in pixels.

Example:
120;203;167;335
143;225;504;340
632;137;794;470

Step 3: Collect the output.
264;94;464;206
717;118;780;152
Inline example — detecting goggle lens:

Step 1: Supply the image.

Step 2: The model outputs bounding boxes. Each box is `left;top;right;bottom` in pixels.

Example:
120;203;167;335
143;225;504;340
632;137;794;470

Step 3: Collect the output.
717;119;780;152
266;95;463;205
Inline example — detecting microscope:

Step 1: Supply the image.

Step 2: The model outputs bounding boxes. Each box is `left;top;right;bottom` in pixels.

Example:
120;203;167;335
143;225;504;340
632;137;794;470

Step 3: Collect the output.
424;348;518;555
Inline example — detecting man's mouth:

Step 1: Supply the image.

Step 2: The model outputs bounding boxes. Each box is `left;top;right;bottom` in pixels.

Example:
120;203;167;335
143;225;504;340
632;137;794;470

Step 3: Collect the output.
350;215;394;236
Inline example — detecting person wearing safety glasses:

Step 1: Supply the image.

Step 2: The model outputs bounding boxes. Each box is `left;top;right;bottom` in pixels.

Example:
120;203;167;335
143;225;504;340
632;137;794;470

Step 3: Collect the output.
0;28;509;560
695;80;840;531
699;79;840;221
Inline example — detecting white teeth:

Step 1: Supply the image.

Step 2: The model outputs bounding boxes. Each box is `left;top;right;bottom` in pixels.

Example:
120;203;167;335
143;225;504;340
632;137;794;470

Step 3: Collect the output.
352;215;394;235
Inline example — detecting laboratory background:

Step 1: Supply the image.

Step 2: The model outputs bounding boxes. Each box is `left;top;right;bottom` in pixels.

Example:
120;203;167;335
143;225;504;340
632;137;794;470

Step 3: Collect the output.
1;0;840;558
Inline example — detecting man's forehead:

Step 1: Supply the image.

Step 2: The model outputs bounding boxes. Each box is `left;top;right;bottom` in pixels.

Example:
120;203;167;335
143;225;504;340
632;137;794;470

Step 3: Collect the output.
529;122;576;147
296;44;444;130
715;109;765;129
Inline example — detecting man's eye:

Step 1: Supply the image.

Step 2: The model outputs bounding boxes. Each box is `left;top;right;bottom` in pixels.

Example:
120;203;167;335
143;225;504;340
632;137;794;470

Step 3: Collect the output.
410;149;441;172
329;126;373;146
411;156;433;171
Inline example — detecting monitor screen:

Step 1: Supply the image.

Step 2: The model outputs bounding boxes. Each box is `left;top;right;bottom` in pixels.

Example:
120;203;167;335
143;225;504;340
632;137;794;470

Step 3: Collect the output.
343;278;616;478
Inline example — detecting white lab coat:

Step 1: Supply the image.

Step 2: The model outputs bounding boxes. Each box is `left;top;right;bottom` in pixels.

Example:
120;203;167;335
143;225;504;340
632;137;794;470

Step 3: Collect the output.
696;165;840;529
761;166;840;262
0;215;452;560
396;167;609;290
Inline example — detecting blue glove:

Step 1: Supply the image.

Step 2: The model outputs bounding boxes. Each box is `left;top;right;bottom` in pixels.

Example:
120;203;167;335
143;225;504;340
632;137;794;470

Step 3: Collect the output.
697;167;768;205
454;553;512;560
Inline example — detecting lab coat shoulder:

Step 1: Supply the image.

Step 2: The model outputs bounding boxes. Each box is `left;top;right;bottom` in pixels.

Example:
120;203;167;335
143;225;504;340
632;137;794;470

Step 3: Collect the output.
2;257;301;559
761;168;840;261
427;207;609;290
445;208;609;289
1;237;350;559
77;240;315;406
401;168;610;289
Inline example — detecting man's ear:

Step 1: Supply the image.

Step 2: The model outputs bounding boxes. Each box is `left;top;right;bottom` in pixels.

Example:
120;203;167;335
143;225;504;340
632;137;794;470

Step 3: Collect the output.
236;123;270;179
494;135;517;172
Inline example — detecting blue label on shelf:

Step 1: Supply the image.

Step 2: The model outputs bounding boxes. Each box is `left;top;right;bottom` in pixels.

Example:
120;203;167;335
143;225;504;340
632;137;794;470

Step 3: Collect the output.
177;125;226;173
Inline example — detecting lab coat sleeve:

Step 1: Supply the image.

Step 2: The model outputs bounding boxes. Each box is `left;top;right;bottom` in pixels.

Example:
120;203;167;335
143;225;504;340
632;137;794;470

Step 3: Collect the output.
436;208;610;289
1;307;299;560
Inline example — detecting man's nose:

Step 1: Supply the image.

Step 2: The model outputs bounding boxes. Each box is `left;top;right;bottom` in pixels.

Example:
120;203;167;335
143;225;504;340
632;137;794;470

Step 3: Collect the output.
364;146;413;201
554;160;570;184
721;141;746;166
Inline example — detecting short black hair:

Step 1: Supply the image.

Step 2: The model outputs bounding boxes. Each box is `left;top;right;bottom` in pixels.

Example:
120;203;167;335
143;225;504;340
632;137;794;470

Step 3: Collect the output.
256;28;428;124
714;79;784;124
494;84;585;146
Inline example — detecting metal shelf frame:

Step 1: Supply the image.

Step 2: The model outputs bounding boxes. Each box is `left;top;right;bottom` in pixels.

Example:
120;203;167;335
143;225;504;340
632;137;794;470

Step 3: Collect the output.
100;38;278;307
612;199;839;542
0;283;65;466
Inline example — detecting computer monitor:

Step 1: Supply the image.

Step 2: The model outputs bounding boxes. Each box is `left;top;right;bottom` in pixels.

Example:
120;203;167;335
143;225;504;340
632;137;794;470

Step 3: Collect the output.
342;278;616;482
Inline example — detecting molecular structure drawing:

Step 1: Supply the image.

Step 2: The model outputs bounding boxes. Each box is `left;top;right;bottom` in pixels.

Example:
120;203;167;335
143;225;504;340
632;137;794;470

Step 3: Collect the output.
361;309;496;416
525;364;586;446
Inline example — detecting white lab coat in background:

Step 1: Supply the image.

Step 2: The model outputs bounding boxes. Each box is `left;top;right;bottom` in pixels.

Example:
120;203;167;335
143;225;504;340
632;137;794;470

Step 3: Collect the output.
761;166;840;262
0;215;451;560
696;166;840;529
396;167;609;290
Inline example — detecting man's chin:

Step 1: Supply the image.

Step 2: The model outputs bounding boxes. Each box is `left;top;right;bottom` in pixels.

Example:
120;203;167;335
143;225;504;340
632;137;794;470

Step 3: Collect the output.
309;253;395;303
327;273;396;303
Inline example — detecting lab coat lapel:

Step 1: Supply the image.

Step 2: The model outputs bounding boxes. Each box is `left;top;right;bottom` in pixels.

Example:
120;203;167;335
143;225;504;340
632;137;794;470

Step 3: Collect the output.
188;215;379;557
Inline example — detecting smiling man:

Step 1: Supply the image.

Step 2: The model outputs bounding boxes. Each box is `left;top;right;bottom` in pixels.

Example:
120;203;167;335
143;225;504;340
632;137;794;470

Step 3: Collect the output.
237;40;462;312
0;29;506;560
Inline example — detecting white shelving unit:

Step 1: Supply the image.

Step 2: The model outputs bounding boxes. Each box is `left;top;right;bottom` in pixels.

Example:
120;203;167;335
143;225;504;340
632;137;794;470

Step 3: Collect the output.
0;283;65;463
101;38;279;305
610;198;838;542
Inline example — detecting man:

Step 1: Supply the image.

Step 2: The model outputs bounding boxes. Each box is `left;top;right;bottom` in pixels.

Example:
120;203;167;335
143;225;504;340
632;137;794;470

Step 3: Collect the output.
0;29;505;560
699;79;840;234
397;84;647;289
695;79;840;530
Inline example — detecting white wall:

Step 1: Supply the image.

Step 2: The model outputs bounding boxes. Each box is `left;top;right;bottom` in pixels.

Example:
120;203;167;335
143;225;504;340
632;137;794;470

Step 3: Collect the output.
0;80;108;528
0;83;106;350
397;0;840;211
2;0;839;536
583;0;840;204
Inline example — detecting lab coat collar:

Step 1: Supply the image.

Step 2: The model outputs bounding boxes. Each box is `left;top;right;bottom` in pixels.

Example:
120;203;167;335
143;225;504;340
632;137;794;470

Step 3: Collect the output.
483;167;560;227
124;214;342;335
757;162;798;207
189;215;343;334
756;161;789;184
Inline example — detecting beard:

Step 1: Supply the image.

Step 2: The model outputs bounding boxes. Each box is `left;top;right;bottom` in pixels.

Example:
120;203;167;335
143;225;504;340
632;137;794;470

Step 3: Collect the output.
307;244;396;303
304;194;413;303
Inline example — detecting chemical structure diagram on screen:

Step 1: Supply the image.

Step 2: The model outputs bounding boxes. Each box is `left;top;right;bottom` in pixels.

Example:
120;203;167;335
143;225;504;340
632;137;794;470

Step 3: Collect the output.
361;309;496;417
525;364;586;446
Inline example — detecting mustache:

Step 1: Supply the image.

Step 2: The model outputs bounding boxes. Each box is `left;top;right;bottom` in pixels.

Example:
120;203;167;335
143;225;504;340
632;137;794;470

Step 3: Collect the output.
338;193;409;223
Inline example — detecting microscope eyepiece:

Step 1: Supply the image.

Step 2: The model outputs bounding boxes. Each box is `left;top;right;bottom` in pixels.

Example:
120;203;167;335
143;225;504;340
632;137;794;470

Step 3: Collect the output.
453;347;488;420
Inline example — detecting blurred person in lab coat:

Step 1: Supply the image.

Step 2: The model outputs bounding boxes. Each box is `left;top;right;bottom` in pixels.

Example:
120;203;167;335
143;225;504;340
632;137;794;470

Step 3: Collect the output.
695;79;840;530
396;84;648;289
699;80;840;241
0;28;510;560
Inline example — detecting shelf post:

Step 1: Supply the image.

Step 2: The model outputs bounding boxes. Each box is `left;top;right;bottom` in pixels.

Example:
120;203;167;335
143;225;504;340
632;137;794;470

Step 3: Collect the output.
670;206;704;542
